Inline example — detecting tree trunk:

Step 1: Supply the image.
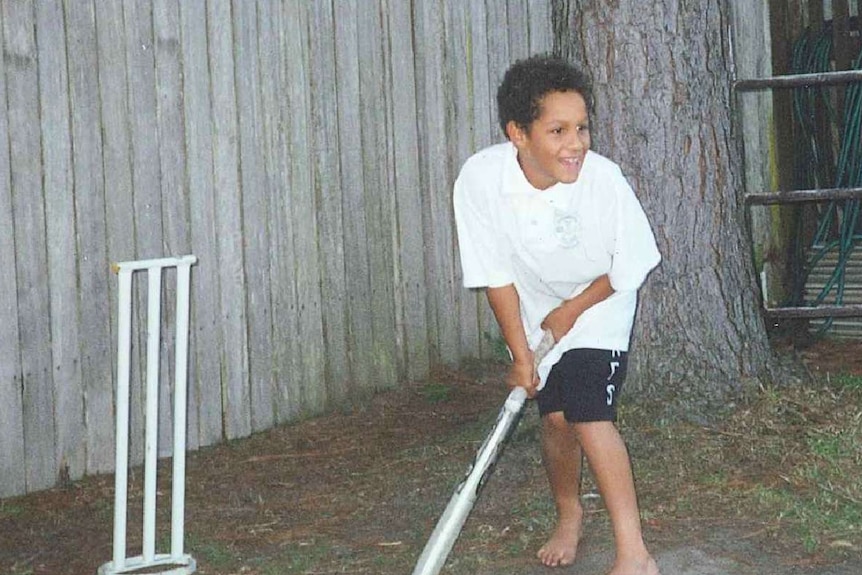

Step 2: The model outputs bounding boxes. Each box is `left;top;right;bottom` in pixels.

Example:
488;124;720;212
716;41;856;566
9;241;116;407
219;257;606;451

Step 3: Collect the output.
555;1;795;418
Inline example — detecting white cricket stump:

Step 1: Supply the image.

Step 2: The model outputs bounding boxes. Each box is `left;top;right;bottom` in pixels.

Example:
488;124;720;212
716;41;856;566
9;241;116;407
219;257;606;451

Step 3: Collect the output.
98;255;198;575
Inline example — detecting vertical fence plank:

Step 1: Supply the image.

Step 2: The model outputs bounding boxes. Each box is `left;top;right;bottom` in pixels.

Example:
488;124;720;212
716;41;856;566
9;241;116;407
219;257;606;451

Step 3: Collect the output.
153;0;188;257
446;1;476;170
234;0;275;432
3;0;56;492
446;0;481;360
153;0;187;451
285;0;327;415
486;0;511;107
468;0;503;356
379;0;401;377
528;0;553;55
180;0;223;447
476;1;507;352
309;0;347;406
37;0;85;481
469;0;495;153
258;0;300;422
65;0;114;476
730;1;779;309
125;0;164;263
417;0;460;365
358;2;398;389
507;0;530;61
207;0;251;440
413;1;436;362
0;11;26;498
335;0;375;396
125;0;175;457
96;0;146;465
384;0;429;380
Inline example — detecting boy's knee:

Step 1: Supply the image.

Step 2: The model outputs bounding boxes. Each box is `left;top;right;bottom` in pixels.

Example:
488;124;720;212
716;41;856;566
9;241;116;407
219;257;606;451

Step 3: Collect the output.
571;420;617;442
542;411;572;437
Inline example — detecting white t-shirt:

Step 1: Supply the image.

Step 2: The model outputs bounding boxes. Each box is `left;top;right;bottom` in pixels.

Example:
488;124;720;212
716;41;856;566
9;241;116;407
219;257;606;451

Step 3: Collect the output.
453;142;661;387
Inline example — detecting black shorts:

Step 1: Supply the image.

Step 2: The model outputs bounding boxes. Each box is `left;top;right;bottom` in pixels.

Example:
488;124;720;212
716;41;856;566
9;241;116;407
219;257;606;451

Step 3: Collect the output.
536;348;627;423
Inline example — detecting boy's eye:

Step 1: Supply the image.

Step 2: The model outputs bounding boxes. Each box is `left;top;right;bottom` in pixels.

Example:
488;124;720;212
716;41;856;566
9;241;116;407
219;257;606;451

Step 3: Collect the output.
577;125;590;133
551;127;564;135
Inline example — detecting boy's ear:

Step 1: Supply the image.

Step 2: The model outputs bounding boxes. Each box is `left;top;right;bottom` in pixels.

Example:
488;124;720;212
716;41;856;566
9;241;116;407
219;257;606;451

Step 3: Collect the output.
505;120;528;145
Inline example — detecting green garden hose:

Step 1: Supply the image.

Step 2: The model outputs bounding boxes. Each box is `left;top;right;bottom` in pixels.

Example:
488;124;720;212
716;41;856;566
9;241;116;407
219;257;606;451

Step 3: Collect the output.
790;21;862;335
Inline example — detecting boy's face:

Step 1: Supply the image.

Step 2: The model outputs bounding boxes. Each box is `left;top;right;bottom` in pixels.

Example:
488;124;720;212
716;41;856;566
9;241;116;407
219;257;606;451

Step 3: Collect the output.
507;90;591;190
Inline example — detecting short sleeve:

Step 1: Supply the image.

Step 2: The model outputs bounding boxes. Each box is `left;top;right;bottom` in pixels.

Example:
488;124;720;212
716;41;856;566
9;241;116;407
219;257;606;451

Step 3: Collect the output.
453;158;514;289
606;172;661;292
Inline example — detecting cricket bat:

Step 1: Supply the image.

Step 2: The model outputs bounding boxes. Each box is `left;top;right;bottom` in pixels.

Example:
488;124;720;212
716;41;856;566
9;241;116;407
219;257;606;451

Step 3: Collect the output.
411;329;556;575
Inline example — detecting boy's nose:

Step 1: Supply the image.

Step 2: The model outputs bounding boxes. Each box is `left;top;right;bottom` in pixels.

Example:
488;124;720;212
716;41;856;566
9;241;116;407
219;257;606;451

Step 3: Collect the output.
567;134;585;152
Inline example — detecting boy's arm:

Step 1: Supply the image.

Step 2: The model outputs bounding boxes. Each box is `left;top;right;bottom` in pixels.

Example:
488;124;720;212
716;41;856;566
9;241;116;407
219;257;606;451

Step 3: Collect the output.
486;284;539;396
541;274;614;341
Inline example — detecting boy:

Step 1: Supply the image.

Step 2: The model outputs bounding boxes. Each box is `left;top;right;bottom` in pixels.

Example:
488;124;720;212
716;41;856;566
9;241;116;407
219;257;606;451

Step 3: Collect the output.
453;55;661;575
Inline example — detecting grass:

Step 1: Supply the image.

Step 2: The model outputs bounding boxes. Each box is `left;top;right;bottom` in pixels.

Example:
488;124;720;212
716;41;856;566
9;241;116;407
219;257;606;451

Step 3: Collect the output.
268;542;335;572
420;381;453;403
3;351;861;575
188;538;239;570
0;502;24;519
159;385;862;574
6;565;33;575
408;363;862;571
483;331;510;361
831;372;862;391
181;364;862;569
621;370;862;558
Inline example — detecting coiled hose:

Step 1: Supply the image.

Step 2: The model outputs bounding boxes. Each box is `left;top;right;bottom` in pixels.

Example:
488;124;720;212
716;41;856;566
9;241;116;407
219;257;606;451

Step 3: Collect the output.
790;22;862;334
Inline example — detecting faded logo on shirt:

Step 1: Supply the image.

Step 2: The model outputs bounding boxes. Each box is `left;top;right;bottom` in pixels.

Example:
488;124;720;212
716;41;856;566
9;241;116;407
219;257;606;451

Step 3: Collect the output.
553;209;580;248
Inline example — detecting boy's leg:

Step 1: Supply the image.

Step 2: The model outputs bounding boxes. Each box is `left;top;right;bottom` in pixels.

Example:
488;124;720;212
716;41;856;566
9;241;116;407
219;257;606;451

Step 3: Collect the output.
537;411;584;567
573;420;659;575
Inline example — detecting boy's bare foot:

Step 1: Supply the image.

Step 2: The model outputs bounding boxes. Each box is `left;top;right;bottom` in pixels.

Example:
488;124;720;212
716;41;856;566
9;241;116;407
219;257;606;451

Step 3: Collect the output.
607;554;660;575
536;506;583;567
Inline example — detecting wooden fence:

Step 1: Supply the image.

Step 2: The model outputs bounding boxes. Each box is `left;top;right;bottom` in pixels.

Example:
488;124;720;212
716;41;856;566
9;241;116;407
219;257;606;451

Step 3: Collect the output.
0;0;556;498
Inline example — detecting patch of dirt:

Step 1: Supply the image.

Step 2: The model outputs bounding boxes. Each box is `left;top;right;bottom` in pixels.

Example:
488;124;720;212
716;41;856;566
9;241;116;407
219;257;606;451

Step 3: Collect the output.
1;342;861;575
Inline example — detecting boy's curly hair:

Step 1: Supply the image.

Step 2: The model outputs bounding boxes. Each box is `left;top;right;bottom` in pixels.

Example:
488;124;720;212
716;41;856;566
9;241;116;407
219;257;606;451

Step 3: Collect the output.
496;54;593;136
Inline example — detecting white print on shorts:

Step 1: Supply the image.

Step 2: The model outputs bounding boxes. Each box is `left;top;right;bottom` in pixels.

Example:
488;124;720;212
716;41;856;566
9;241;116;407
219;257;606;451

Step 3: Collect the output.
608;361;620;380
607;350;622;406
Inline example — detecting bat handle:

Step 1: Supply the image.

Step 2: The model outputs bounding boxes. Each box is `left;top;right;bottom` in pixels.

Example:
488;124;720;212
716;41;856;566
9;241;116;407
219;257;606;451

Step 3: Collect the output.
504;386;527;412
506;329;554;411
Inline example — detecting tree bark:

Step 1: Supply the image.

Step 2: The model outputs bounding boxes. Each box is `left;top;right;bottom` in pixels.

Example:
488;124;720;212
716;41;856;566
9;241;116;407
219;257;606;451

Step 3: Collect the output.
555;1;796;418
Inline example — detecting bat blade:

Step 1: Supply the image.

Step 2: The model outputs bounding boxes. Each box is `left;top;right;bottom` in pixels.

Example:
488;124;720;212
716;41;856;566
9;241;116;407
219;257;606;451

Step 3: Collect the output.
411;330;555;575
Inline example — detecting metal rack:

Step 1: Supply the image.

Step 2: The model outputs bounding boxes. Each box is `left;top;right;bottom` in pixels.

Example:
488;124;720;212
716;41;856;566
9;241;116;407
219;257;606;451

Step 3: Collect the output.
735;69;862;322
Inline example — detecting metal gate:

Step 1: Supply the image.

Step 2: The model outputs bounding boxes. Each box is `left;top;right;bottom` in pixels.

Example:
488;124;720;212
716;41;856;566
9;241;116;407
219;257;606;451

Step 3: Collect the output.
736;70;862;334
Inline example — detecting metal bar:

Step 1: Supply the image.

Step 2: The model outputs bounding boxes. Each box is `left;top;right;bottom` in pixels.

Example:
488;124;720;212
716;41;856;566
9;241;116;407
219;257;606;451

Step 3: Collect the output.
746;186;862;205
171;261;192;559
143;268;162;562
763;305;862;319
112;254;197;274
734;69;862;91
112;269;133;570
